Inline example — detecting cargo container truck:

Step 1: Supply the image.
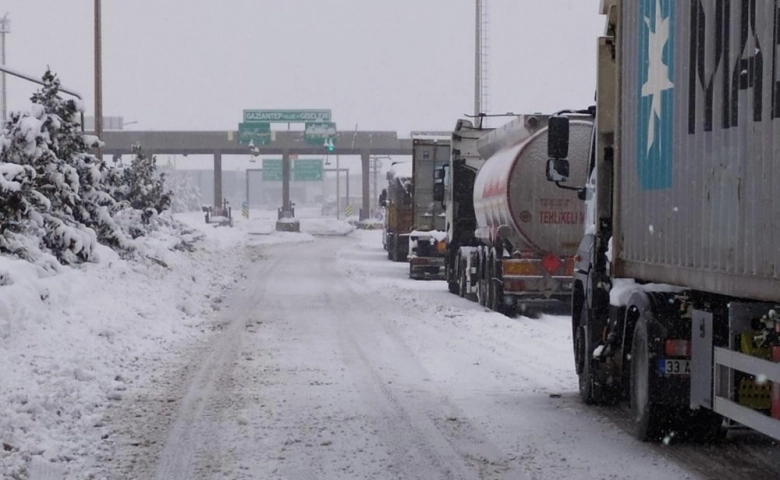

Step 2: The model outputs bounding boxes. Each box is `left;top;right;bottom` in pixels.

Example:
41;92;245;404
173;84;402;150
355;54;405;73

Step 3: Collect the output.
382;162;413;262
435;114;591;314
545;0;780;442
408;139;450;279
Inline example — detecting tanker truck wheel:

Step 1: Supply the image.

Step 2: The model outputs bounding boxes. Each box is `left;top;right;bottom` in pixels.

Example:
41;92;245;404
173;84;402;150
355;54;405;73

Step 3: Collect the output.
447;253;459;294
458;258;467;298
477;252;488;307
488;257;505;314
448;278;459;295
486;254;496;310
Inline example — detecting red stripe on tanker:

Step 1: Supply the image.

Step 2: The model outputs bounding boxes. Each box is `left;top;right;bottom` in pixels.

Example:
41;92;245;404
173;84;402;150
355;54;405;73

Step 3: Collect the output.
473;120;592;256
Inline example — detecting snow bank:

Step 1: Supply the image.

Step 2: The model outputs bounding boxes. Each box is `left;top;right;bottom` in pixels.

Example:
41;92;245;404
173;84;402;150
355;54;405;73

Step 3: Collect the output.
299;217;354;236
176;211;316;248
609;278;684;307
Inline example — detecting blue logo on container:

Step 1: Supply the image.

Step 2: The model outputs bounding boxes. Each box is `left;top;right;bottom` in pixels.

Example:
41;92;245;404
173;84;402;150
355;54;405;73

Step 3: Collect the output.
638;0;675;190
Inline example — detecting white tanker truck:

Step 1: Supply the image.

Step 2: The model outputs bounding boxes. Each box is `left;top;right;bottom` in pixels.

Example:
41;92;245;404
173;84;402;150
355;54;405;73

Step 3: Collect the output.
434;114;592;315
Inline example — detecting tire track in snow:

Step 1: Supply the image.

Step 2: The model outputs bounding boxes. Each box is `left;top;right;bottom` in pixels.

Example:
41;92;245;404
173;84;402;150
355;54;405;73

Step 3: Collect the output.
328;269;530;480
152;256;278;479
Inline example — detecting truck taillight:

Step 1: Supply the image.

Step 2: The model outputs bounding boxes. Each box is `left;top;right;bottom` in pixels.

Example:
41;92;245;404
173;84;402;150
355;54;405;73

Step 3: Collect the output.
436;241;447;254
665;339;691;357
541;254;562;276
503;261;537;276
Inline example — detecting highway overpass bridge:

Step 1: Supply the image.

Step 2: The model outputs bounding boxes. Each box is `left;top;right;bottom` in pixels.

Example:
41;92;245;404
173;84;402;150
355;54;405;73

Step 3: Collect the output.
100;130;414;219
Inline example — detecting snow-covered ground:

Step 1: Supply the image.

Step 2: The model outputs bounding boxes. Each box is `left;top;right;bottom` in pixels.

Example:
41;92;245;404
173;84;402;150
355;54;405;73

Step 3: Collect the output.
0;211;320;479
3;218;779;479
90;228;696;479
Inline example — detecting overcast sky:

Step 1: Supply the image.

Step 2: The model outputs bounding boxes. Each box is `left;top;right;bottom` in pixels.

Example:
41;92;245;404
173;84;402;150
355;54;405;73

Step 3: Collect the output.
3;0;604;135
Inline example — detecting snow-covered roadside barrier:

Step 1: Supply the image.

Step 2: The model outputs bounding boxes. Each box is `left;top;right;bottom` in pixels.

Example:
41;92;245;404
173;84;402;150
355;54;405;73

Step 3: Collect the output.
0;212;314;478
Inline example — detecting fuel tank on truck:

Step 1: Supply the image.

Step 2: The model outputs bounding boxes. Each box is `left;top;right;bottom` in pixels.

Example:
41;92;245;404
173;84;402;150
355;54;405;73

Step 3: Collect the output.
473;119;592;257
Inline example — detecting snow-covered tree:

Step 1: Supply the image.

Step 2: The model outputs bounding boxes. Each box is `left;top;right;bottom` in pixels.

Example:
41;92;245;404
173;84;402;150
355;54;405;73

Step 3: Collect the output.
159;164;203;213
0;70;134;264
113;145;171;222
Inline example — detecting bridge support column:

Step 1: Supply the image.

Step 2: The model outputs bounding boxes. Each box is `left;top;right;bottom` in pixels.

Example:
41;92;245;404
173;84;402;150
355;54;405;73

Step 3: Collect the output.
213;151;222;209
276;150;300;232
282;150;291;214
361;150;370;221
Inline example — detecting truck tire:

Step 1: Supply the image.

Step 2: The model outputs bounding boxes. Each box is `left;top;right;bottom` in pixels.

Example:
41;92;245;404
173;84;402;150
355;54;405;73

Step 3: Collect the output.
387;236;395;260
447;255;459;294
576;304;616;405
477;253;488;307
486;254;496;310
458;258;467;298
630;317;664;441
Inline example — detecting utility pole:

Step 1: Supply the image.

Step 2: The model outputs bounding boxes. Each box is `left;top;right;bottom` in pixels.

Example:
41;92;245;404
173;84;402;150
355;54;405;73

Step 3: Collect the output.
474;0;481;119
474;0;489;125
94;0;104;155
0;13;9;127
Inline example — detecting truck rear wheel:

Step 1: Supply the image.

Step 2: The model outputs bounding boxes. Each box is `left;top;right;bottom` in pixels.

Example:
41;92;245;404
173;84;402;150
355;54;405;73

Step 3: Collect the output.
387;236;395;261
448;272;459;294
476;252;487;306
486;254;496;310
631;317;664;441
458;258;467;298
577;304;616;405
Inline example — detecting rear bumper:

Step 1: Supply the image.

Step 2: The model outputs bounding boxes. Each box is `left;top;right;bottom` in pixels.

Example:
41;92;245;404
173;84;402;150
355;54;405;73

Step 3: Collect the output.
410;256;445;280
502;275;574;300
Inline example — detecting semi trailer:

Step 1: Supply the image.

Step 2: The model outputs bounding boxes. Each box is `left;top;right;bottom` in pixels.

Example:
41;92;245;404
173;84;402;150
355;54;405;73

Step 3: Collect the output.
436;114;591;314
408;139;450;280
545;0;780;442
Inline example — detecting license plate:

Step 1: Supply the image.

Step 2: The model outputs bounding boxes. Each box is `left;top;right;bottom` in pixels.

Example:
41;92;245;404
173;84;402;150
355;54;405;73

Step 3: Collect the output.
660;359;690;375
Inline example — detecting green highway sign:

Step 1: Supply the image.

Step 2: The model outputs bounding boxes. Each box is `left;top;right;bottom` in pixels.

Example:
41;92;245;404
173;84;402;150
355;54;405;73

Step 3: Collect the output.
293;159;323;182
262;159;283;181
304;122;338;146
238;122;271;146
261;159;323;182
244;109;331;123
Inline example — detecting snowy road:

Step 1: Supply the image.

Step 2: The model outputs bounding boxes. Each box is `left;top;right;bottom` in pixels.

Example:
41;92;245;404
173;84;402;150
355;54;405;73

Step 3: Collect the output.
100;231;780;480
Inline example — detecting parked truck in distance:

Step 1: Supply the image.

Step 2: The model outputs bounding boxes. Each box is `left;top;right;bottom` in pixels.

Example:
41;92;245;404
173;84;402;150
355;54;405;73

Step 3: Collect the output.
382;162;413;262
435;114;591;315
544;0;780;443
408;139;450;280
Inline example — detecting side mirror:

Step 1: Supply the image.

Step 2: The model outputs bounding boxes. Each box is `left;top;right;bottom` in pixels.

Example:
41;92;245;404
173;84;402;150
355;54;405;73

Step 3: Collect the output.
434;168;445;181
546;158;570;183
548;116;570;159
433;183;445;202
